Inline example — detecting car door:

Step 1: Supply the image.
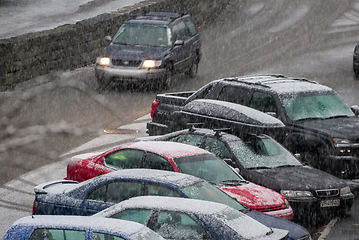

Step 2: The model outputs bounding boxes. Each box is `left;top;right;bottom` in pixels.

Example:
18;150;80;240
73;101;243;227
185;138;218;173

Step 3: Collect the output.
83;181;143;215
171;20;192;73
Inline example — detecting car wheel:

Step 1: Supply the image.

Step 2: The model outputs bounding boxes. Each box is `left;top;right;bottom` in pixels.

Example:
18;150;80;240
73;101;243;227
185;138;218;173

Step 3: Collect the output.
96;76;111;92
353;65;359;78
185;57;199;78
162;65;173;89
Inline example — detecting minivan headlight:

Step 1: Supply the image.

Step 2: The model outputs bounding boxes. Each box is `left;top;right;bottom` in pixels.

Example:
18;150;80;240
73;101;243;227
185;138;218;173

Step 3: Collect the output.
98;57;111;66
280;190;313;198
142;60;162;68
340;186;351;195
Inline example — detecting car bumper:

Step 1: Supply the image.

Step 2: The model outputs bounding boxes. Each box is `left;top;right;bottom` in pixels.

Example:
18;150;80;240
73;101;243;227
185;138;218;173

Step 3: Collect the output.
262;206;294;221
95;65;166;82
288;194;354;219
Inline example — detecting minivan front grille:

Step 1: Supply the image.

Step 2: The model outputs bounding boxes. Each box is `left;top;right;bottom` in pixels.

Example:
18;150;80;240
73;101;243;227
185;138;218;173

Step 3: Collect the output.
112;59;142;67
316;189;339;198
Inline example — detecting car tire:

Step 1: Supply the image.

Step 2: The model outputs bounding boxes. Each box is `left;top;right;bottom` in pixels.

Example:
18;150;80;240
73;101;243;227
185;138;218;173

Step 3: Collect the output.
353;64;359;78
96;77;111;92
162;65;173;89
186;57;199;78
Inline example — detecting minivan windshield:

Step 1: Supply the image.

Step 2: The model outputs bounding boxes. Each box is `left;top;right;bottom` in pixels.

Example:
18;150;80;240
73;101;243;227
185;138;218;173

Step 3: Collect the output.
112;24;171;47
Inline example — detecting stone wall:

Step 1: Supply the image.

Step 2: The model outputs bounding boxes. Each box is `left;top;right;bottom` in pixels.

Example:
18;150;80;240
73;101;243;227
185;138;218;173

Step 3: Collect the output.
0;0;229;89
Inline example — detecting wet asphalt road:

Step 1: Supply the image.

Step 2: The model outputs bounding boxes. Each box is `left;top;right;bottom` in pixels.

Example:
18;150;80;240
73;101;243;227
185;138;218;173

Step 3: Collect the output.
1;0;359;238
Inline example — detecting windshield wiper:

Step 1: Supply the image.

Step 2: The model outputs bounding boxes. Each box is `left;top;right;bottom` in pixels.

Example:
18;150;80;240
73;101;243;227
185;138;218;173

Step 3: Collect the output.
247;166;271;170
324;115;350;120
294;117;323;122
275;164;297;168
219;179;248;185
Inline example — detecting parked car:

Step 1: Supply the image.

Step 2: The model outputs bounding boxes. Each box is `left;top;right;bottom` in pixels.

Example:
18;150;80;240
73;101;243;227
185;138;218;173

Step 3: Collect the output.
146;74;359;179
34;169;311;240
135;128;354;221
2;215;165;240
66;141;293;220
95;12;201;90
94;196;289;240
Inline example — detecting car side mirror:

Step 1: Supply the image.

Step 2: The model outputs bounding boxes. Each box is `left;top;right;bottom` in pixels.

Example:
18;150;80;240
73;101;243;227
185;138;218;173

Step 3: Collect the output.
266;112;277;118
174;40;184;46
223;158;236;168
351;105;359;116
104;36;112;43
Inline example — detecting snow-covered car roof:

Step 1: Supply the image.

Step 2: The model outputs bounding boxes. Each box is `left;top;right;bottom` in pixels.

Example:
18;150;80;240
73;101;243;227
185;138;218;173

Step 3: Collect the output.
4;215;165;240
118;141;212;159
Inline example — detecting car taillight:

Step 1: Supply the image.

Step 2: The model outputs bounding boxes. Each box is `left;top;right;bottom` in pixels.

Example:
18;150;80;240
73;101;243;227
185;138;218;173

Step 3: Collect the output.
150;99;160;118
32;200;39;215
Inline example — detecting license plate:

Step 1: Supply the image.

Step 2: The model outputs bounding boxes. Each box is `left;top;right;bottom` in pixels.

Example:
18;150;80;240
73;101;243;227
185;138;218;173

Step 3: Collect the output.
320;199;340;207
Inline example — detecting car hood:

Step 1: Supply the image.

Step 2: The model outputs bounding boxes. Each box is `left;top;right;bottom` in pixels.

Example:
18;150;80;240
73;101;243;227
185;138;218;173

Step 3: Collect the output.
254;165;347;191
99;44;169;60
218;182;285;211
246;210;308;240
294;116;359;139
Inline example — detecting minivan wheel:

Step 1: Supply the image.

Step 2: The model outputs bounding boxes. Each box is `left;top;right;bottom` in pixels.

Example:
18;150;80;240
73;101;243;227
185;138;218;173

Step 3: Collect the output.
162;66;173;89
186;57;199;78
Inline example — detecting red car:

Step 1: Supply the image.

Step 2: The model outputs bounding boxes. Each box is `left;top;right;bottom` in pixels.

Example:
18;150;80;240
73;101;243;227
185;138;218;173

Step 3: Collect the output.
66;141;293;221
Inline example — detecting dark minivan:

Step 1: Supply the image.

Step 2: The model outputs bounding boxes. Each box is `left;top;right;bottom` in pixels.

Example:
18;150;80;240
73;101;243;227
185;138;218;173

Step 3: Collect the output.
95;12;201;89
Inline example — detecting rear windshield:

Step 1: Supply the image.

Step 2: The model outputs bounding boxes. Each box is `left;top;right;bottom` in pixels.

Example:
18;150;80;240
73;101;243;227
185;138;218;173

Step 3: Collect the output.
112;24;171;47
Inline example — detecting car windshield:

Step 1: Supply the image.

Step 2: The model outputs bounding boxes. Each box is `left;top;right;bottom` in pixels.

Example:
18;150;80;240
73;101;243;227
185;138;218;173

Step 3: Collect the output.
281;92;354;122
112;24;171;47
228;137;302;169
181;181;247;212
173;154;245;184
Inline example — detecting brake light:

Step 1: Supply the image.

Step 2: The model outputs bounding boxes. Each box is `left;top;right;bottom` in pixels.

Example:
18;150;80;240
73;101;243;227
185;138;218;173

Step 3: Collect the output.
150;99;160;118
32;200;39;214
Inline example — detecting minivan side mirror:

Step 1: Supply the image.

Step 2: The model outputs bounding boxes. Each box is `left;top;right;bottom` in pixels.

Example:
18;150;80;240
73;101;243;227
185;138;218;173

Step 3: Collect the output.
351;105;359;116
174;40;184;46
223;158;236;168
104;36;112;43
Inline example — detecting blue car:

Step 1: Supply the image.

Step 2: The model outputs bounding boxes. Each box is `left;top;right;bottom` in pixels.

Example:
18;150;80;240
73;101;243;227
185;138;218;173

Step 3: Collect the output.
2;215;165;240
33;169;311;240
94;196;289;240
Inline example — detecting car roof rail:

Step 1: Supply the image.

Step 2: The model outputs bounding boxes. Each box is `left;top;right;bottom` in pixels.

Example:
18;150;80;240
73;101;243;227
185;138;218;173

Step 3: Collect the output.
213;128;231;137
186;123;204;132
223;74;318;88
130;11;185;23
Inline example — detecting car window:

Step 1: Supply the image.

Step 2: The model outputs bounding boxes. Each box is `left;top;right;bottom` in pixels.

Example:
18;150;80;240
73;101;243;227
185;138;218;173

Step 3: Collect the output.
147;183;183;197
174;154;244;184
106;181;142;203
104;149;144;169
111;209;153;226
29;228;86;240
143;152;175;171
172;21;190;41
217;86;248;105
87;181;142;203
93;232;125;240
249;92;277;113
203;138;231;159
155;211;208;239
184;18;197;36
173;134;204;147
